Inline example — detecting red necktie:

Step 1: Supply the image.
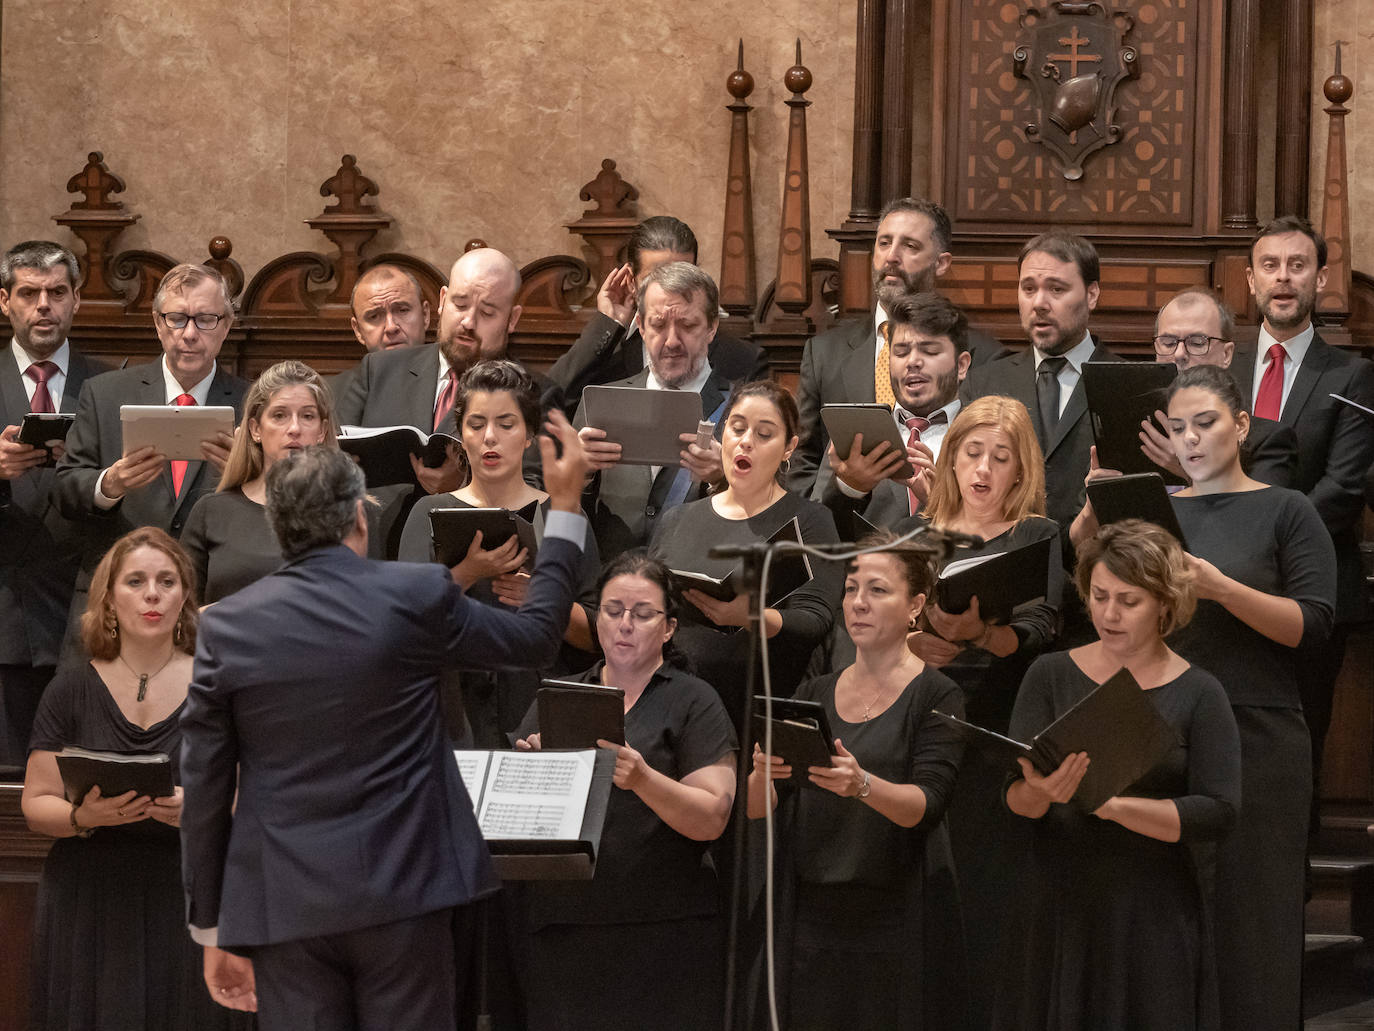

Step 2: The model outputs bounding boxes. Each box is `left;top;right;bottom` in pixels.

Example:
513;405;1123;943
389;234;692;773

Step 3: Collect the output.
26;361;58;414
434;368;458;432
905;416;930;515
1253;343;1286;421
171;393;196;496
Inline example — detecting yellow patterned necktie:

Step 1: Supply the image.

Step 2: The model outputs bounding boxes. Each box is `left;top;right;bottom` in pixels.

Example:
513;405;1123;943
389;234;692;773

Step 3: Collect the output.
874;321;896;407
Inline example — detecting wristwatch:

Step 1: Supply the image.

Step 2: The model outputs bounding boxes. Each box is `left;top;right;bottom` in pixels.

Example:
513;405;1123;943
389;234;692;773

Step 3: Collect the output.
857;771;872;799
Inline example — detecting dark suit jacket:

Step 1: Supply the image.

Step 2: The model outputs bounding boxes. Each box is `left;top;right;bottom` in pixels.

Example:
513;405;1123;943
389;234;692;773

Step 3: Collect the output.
575;367;733;559
960;341;1121;532
1230;332;1374;621
789;315;1007;499
545;312;769;417
0;343;107;666
1241;416;1300;489
180;534;583;947
53;362;248;586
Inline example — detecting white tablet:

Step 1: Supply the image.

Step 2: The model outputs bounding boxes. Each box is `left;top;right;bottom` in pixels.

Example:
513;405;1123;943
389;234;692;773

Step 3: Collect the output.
119;405;236;460
581;385;704;466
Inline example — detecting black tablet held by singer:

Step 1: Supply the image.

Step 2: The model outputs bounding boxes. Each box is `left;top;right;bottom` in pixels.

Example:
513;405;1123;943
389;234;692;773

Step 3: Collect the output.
537;680;626;750
752;696;837;784
1082;361;1182;481
1085;472;1188;550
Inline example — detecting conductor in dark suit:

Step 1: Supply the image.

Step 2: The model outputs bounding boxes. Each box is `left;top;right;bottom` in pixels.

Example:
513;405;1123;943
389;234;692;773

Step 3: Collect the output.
1136;286;1301;488
1227;216;1374;804
0;242;106;767
52;263;247;661
790;197;1006;499
180;420;592;1029
575;261;729;559
546;215;767;416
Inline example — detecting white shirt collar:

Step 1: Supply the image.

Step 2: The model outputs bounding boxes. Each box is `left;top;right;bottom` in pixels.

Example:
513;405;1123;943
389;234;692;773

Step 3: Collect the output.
646;358;713;394
161;355;216;405
1257;321;1314;369
11;338;70;377
1033;331;1096;373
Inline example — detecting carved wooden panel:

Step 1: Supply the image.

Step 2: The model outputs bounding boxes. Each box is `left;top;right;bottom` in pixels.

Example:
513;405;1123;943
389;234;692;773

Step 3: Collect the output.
942;255;1209;312
940;0;1210;230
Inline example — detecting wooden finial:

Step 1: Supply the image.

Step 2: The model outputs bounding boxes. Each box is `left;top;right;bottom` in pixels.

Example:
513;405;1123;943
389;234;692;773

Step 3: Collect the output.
318;155;380;215
1325;41;1353;106
208;236;232;261
728;40;754;100
577;158;639;217
65;152;126;211
785;39;812;95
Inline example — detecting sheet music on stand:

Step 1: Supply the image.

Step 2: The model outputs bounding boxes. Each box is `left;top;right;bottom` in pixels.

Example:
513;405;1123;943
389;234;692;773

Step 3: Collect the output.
453;748;615;880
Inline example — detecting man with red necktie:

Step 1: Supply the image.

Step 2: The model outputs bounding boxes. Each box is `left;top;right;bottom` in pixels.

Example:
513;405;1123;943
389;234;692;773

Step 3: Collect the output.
0;242;108;767
53;263;247;664
1227;215;1374;840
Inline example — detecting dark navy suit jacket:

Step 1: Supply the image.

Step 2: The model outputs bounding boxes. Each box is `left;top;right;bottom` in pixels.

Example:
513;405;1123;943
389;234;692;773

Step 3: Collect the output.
179;532;583;947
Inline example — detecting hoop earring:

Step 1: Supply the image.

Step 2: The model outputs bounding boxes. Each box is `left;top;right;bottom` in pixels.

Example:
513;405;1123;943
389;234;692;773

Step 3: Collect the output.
780;457;791;476
908;616;918;631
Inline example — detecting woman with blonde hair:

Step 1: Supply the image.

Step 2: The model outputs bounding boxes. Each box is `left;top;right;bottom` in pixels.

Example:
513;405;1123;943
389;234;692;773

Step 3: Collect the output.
181;359;338;602
907;394;1064;1030
22;527;254;1027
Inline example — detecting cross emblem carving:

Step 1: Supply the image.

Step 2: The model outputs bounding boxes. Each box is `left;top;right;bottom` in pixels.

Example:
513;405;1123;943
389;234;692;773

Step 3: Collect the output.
1049;28;1101;79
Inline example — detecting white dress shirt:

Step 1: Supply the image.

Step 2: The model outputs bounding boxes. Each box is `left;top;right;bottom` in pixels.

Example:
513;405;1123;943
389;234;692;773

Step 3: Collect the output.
1033;332;1097;418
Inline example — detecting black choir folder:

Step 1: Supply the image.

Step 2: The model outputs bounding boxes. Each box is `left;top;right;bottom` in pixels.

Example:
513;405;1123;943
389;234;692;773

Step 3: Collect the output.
428;507;539;569
1085;472;1189;550
56;747;174;803
337;425;460;487
932;667;1178;811
670;517;814;607
453;748;615;880
935;535;1053;624
18;413;76;466
751;697;836;784
536;680;626;750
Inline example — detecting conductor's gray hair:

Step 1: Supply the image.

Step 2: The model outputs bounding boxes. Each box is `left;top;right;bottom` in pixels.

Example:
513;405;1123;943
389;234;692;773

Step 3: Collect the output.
265;445;365;559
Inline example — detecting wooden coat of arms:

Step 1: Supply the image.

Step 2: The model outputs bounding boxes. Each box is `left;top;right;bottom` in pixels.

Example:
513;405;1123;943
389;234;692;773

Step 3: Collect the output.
1013;2;1140;181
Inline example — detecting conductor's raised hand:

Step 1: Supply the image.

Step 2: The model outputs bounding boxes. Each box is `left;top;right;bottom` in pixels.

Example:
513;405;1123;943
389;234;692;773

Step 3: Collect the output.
597;262;638;326
541;409;591;512
597;739;650;791
204;946;257;1012
1016;751;1090;806
828;434;906;495
808;738;864;797
751;742;792;781
102;445;166;499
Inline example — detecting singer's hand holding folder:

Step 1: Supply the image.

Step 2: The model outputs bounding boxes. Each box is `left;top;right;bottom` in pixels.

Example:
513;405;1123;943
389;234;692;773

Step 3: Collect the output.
932;666;1177;811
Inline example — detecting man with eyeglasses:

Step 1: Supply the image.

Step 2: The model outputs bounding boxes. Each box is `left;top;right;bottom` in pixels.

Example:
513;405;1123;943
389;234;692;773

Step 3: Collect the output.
54;263;247;661
1135;286;1299;488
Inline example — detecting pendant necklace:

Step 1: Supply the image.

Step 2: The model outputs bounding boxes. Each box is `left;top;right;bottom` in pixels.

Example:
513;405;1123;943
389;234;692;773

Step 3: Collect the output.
117;649;176;702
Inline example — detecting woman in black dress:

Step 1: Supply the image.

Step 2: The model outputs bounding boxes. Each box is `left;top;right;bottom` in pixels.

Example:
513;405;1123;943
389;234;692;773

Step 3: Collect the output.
1161;364;1336;1031
1003;519;1241;1031
649;380;843;717
749;535;965;1030
181;359;338;603
21;527;255;1028
514;551;736;1031
398;359;600;745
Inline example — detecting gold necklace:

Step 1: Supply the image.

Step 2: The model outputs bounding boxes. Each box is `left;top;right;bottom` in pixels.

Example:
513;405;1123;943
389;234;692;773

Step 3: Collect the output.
860;681;888;721
116;649;176;702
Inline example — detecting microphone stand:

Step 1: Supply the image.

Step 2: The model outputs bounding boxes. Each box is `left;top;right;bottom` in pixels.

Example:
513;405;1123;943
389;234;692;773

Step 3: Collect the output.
712;525;976;1031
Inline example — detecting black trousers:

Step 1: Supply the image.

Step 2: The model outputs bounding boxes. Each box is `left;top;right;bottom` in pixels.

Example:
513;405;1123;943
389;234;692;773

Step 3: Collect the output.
249;905;473;1031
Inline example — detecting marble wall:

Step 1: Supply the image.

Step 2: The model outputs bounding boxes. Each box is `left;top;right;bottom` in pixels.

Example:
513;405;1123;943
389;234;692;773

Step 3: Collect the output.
0;0;857;295
0;0;1366;297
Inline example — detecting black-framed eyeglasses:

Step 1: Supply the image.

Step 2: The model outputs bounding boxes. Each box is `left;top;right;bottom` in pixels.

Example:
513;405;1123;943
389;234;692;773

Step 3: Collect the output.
158;311;227;331
1152;333;1226;356
597;602;665;624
